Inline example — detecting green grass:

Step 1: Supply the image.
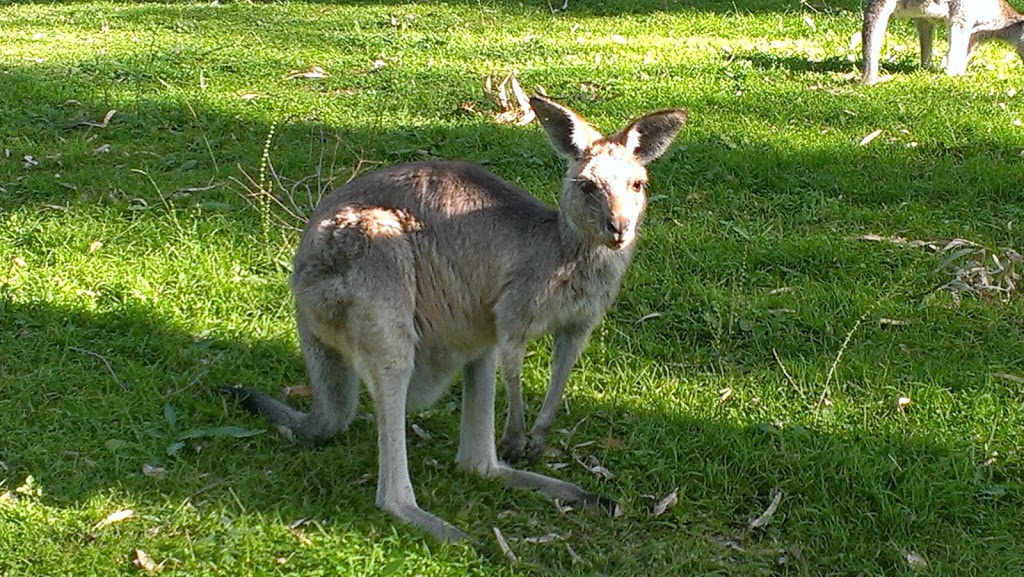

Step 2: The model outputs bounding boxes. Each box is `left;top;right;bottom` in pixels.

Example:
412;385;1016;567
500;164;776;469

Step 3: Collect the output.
2;0;1023;574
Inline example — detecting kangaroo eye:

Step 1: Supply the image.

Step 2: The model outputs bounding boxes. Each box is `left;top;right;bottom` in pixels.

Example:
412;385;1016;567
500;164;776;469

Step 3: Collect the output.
630;181;645;193
579;181;600;196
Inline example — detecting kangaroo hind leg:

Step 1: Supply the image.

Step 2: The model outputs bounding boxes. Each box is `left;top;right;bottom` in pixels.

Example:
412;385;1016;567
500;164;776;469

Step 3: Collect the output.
222;311;359;443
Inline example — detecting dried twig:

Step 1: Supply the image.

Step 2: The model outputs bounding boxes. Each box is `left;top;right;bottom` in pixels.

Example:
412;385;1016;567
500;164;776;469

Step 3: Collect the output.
815;310;869;410
69;347;127;391
772;348;801;397
493;527;518;564
748;489;783;529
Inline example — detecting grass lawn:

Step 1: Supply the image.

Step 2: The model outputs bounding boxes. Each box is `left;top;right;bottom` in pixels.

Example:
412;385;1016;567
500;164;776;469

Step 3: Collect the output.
1;0;1023;574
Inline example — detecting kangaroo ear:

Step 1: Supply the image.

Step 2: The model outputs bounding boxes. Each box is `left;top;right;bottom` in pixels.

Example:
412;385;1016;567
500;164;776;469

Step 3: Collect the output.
530;96;603;160
613;108;688;165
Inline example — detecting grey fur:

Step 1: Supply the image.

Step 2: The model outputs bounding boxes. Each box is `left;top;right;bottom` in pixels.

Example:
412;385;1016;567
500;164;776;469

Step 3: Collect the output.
223;95;686;542
862;0;1024;85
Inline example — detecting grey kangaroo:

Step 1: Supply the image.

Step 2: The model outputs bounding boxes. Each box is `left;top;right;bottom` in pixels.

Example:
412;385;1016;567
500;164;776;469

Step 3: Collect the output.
862;0;1024;85
223;95;687;542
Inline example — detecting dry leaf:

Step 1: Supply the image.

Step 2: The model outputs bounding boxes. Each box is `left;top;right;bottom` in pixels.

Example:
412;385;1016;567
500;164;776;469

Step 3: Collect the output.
652;488;679;517
566;542;583;563
286;66;328;80
904;550;928;569
636;312;662;322
93;509;134;530
719;388;733;402
493;527;518;564
748;489;782;528
410;423;431;440
577;456;615;480
283;385;313;398
484;72;536;126
859;129;883;146
238;92;259;101
896;396;911;410
88;240;103;253
132;548;158;572
93;144;110;155
610;34;627;44
522;532;563;544
553;499;574;514
880;318;909;328
286;529;312;546
142;464;165;480
83;109;117;128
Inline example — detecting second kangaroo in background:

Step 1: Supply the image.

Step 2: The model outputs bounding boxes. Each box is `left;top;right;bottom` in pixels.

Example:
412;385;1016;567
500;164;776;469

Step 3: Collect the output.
862;0;1024;85
224;95;687;542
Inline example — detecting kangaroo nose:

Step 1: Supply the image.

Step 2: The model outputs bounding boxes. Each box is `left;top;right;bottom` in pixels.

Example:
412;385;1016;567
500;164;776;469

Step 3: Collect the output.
606;217;630;244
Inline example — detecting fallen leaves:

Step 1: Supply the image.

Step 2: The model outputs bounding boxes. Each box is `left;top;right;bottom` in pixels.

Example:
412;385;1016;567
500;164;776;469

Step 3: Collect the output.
285;65;328;80
904;550;928;569
896;395;912;411
858;234;1022;303
493;526;518;564
575;455;615;481
748;488;782;529
858;129;883;146
141;464;166;480
651;488;678;517
93;509;135;531
82;109;118;129
132;548;159;572
484;72;535;126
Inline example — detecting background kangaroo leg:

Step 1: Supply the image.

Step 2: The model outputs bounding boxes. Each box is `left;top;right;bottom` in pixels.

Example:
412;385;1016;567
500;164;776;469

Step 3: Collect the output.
945;21;972;75
862;0;898;84
916;19;936;69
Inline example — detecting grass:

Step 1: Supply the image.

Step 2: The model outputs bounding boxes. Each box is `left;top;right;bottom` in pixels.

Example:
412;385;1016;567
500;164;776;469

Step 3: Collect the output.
1;0;1023;574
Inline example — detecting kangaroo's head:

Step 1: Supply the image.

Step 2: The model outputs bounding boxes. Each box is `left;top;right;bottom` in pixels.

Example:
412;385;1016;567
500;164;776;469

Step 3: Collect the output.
531;95;687;250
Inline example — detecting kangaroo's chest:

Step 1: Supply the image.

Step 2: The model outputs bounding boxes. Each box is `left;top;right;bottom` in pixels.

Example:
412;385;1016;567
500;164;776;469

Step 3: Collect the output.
523;259;626;339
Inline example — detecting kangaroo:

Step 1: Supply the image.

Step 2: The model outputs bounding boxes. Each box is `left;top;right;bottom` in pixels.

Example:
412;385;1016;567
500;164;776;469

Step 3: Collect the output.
223;95;687;542
861;0;1024;85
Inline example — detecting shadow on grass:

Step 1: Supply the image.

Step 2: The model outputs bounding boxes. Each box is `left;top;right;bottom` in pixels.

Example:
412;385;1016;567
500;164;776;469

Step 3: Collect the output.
3;58;1023;220
731;51;926;76
1;297;1022;574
